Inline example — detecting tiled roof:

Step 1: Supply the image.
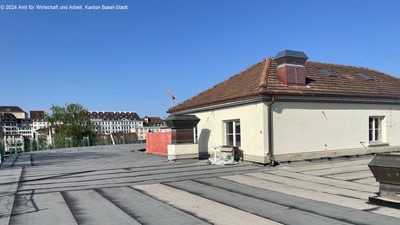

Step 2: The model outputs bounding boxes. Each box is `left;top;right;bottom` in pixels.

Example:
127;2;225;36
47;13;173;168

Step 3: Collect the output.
168;56;400;113
88;111;141;121
143;116;165;126
0;113;17;122
0;106;25;113
144;116;162;123
30;111;45;120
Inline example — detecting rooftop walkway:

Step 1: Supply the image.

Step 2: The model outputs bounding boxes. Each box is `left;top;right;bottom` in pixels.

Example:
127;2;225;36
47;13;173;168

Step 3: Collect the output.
0;144;399;225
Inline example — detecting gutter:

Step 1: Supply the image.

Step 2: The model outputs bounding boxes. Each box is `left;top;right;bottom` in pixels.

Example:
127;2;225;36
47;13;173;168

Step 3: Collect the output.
267;95;278;166
168;95;270;115
169;92;400;115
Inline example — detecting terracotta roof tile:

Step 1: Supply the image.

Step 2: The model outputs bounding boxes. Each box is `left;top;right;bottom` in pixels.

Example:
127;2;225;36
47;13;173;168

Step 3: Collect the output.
143;116;165;126
88;111;141;120
169;56;400;113
0;106;24;113
30;110;45;120
169;58;271;112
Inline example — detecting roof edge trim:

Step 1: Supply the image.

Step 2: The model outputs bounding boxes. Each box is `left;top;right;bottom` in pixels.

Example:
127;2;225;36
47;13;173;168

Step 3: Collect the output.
169;96;271;115
169;94;400;115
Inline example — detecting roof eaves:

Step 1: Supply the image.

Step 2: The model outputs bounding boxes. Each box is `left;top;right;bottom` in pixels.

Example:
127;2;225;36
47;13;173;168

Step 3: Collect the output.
169;93;271;115
270;90;400;101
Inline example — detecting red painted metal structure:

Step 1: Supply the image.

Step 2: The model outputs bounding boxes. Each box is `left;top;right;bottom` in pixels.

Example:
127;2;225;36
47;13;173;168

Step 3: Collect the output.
145;132;171;155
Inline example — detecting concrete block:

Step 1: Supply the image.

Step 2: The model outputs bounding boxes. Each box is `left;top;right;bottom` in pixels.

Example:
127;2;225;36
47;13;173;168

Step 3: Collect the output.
168;144;198;161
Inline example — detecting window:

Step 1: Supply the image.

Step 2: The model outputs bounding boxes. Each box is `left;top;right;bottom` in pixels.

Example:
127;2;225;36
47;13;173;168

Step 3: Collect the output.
225;120;241;147
318;68;338;77
369;116;384;142
356;72;374;81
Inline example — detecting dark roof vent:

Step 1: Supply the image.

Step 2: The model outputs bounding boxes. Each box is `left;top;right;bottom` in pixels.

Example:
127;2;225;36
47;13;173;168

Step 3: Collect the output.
274;50;308;65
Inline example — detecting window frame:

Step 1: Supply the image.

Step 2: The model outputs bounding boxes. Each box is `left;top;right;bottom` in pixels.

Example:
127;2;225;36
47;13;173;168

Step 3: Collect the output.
224;120;241;147
369;116;385;144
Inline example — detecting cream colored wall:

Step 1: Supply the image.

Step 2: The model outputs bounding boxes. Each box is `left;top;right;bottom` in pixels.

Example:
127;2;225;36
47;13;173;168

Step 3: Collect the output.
193;103;268;161
191;101;400;163
272;102;400;155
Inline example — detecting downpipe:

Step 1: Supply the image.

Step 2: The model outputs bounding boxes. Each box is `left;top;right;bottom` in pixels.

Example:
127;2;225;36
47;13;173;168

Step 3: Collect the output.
267;95;279;166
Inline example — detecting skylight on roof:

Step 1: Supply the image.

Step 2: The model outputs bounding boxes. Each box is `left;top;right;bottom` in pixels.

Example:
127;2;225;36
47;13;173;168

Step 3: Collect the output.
318;68;337;77
355;72;374;81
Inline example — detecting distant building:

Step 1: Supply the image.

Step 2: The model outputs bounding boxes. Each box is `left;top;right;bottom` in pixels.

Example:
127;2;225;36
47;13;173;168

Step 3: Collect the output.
0;106;27;120
88;112;168;142
88;111;143;134
30;110;51;146
143;116;167;127
30;110;49;131
1;113;19;137
0;106;30;152
132;126;169;141
0;106;31;139
132;116;168;141
0;108;52;152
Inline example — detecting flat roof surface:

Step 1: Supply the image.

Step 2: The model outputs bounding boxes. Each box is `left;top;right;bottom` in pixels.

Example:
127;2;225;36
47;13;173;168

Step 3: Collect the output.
1;145;399;225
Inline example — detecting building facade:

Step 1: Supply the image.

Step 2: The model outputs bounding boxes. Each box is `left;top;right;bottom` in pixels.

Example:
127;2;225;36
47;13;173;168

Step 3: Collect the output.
134;116;168;141
168;50;400;164
88;112;168;143
0;106;31;152
133;126;169;141
89;111;143;134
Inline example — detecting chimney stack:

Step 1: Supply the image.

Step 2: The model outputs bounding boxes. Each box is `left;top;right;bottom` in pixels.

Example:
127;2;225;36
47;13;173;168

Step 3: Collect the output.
274;50;308;86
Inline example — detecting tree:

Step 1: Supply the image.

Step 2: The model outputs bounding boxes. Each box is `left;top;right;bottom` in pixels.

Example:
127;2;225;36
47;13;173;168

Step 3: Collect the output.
46;103;95;148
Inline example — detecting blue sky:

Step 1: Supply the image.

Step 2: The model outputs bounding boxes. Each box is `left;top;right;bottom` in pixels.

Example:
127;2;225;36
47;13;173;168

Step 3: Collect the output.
1;0;400;118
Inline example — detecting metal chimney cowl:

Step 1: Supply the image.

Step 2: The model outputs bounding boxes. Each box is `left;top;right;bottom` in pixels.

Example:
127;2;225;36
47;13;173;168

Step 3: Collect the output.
165;115;200;144
368;153;400;207
165;115;200;129
274;50;308;86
